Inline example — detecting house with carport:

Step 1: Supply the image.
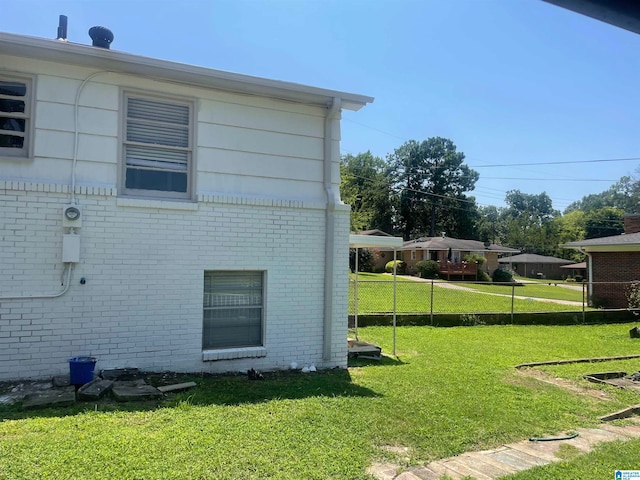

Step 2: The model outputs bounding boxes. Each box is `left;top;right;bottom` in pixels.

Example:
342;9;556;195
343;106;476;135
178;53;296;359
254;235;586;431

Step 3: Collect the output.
498;253;573;280
562;214;640;308
0;27;372;380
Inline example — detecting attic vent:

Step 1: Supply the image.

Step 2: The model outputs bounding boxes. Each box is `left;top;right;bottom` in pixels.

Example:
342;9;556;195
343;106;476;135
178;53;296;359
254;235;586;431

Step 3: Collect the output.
88;26;114;49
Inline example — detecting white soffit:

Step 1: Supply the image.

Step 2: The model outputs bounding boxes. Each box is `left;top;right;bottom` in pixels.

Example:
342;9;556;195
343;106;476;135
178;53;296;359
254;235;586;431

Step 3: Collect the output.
349;234;403;249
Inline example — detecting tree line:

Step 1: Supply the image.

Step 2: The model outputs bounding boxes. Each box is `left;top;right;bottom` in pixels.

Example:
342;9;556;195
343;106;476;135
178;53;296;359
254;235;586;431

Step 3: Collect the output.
340;137;640;261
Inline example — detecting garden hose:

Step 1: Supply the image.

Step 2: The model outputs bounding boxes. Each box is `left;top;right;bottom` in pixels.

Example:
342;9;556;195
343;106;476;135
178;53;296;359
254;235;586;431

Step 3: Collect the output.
529;433;579;442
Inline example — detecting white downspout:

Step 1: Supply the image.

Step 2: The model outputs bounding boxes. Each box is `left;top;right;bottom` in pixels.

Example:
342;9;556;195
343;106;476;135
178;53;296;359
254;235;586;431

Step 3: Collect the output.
579;247;593;300
323;97;341;361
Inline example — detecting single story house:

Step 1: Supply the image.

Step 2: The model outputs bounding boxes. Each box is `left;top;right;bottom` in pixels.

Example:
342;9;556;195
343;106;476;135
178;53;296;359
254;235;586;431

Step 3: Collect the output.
498;253;573;280
0;27;372;381
560;262;587;279
562;214;640;308
396;234;519;277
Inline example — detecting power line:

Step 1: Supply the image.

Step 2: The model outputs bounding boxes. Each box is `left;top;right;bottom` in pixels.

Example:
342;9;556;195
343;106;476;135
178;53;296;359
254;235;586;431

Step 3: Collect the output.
480;177;616;182
470;157;640;168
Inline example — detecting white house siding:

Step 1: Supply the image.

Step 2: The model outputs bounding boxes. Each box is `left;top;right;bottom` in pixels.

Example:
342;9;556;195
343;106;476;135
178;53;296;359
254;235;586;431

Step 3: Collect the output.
0;54;349;380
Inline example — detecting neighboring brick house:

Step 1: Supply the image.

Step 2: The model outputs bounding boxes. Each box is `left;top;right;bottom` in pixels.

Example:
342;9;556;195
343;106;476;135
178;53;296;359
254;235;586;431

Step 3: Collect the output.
0;29;372;380
562;214;640;308
396;235;519;276
498;253;573;280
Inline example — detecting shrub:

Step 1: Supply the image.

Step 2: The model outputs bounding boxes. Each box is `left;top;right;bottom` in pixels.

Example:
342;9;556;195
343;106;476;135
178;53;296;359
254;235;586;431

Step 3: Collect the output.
385;260;406;274
416;260;439;279
574;275;583;282
626;282;640;316
349;248;373;273
477;270;491;282
463;253;486;267
460;313;485;326
492;268;513;283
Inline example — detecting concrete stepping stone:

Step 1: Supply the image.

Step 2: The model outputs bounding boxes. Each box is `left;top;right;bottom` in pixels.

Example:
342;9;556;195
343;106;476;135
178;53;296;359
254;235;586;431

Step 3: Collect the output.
77;379;114;400
459;452;519;477
111;380;162;402
439;458;493;479
508;440;560;462
405;466;442;480
22;386;76;410
366;462;398;480
486;448;546;471
425;461;464;479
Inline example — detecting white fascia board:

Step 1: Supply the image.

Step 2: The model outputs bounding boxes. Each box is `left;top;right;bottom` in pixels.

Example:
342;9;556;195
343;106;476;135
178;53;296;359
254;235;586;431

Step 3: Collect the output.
349;234;403;249
576;245;640;253
0;32;374;111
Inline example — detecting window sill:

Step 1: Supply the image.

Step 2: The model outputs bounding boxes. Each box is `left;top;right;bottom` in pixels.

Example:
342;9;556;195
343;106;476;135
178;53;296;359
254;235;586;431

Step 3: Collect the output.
202;346;267;362
116;197;198;211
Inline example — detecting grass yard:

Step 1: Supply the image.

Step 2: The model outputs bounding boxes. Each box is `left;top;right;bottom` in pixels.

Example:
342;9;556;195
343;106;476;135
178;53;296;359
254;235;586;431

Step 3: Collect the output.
1;323;640;479
462;281;584;303
349;274;585;314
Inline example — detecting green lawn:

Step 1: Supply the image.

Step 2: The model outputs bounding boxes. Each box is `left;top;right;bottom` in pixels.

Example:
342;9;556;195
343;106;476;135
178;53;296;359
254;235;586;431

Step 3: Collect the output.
1;324;639;479
462;281;584;302
349;274;586;314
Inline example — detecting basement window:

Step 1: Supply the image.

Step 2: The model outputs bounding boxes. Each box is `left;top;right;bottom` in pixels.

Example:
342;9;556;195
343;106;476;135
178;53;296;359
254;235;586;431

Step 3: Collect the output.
0;75;32;159
203;271;264;350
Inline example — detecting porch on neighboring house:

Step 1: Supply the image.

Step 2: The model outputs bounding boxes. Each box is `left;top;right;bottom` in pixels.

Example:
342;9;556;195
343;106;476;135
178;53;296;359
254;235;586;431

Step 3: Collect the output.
437;261;478;280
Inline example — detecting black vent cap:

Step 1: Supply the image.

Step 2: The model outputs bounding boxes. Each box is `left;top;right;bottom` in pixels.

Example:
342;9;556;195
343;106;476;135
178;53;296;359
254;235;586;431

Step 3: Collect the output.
88;26;114;49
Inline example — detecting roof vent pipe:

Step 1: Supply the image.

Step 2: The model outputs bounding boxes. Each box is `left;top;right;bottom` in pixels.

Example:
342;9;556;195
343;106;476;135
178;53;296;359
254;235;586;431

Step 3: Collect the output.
88;26;114;49
56;15;68;41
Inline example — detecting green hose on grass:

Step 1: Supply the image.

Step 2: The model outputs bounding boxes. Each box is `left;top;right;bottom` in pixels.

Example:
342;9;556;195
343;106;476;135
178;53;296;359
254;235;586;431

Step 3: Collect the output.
529;433;579;442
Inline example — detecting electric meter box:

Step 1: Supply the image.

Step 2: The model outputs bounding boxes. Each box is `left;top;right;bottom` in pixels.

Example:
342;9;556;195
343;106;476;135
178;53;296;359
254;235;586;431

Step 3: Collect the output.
62;204;82;228
62;234;81;263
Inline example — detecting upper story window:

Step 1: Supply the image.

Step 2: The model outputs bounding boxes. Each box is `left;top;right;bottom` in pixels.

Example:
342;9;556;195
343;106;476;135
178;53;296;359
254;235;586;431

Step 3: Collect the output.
122;93;193;199
0;75;32;159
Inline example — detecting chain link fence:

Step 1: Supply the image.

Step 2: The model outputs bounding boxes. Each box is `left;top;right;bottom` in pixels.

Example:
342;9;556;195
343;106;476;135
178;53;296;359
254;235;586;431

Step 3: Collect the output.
349;279;640;319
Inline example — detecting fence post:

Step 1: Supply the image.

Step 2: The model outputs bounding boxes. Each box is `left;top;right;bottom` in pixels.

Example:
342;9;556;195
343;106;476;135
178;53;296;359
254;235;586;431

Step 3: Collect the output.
582;281;586;323
430;279;434;326
511;282;515;324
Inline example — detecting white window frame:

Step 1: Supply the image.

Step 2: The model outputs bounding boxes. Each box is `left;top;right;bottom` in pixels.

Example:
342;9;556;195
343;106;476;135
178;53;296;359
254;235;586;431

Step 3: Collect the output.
120;91;194;200
0;73;34;159
203;271;265;352
410;250;416;261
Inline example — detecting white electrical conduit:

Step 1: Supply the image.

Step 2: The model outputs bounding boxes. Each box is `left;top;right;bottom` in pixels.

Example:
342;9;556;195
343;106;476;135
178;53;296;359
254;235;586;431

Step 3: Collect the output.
71;71;111;204
0;264;73;300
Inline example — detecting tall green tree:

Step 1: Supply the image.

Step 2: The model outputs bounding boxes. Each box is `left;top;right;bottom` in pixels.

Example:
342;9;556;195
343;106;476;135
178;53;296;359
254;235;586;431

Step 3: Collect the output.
340;152;394;233
387;137;479;239
584;206;624;238
565;175;640;214
500;190;560;254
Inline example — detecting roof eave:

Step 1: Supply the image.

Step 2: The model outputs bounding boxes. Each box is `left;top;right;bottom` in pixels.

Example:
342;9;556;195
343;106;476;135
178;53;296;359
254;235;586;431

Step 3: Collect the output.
0;32;374;111
562;243;640;252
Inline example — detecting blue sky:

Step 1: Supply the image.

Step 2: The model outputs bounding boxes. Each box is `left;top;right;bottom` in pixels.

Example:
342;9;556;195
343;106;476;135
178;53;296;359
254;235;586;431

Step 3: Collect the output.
2;0;639;211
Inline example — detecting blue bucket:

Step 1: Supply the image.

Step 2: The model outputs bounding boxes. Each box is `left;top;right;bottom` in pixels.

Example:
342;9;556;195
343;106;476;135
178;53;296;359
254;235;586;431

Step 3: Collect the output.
68;356;96;385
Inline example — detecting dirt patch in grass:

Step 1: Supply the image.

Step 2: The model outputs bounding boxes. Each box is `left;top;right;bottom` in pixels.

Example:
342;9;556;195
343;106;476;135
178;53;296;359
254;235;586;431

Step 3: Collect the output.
514;367;612;401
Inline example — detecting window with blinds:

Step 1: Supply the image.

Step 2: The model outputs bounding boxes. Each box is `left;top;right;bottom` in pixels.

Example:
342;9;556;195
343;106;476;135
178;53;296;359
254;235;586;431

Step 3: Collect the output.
0;76;31;158
203;271;264;350
123;94;192;198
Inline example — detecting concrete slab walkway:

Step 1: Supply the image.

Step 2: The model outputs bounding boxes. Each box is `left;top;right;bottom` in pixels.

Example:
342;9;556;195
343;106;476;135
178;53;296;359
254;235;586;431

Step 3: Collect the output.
368;420;640;480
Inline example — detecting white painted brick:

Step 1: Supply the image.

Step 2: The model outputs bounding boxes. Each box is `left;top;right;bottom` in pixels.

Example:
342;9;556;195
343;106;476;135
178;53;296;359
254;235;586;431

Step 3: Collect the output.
1;185;349;381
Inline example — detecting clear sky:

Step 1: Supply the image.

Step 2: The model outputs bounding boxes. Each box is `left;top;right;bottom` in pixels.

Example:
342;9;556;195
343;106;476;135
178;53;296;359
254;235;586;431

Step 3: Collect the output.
2;0;639;212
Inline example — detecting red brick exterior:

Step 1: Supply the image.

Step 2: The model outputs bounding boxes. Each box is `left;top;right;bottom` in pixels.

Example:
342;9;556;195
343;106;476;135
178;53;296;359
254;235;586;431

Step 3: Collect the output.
624;214;640;234
590;251;640;307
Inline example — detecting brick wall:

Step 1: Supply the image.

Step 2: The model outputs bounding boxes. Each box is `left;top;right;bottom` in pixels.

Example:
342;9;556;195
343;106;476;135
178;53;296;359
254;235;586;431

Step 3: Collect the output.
590;251;640;307
624;214;640;234
0;183;349;380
